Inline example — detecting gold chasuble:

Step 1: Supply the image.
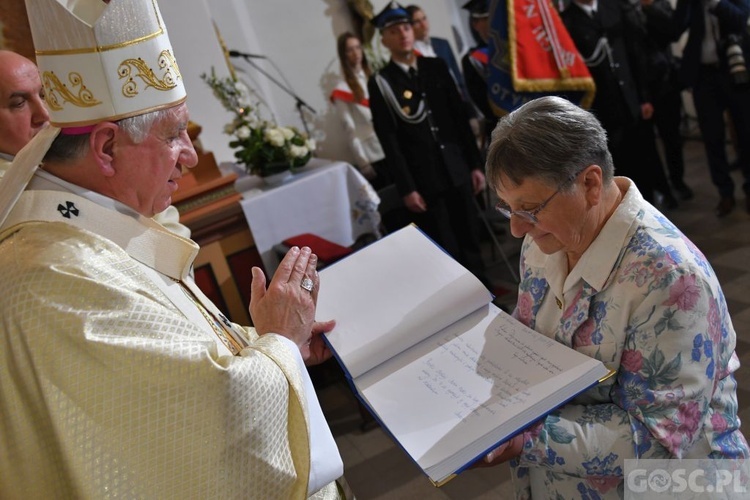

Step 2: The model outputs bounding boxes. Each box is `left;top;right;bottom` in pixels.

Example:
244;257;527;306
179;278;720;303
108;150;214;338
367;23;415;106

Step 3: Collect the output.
0;171;342;499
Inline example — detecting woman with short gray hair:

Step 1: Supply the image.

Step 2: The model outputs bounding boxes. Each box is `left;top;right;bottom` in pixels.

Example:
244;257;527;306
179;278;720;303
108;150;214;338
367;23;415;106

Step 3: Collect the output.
477;96;747;499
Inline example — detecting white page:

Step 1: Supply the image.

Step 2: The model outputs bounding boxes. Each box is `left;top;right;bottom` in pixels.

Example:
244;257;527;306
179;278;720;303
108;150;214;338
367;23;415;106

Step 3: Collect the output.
317;225;491;378
356;303;610;481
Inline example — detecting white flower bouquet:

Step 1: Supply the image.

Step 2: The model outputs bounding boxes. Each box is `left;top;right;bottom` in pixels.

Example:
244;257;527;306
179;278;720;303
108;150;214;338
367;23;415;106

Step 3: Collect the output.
202;70;315;177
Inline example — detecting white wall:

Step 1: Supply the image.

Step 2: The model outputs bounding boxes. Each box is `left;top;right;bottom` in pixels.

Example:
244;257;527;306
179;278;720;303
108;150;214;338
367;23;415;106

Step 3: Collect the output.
159;0;235;162
160;0;467;166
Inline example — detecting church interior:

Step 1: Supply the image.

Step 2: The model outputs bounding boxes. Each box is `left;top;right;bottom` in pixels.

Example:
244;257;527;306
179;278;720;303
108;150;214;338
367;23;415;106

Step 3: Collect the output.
1;0;749;498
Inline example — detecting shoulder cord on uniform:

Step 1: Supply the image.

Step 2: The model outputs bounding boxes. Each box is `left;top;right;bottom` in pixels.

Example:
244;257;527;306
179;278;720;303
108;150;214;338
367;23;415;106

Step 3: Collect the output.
582;37;614;69
374;72;428;124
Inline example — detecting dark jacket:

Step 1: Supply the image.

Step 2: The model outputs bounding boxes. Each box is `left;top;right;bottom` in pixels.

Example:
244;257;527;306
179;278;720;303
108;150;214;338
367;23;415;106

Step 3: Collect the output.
562;0;650;130
639;0;683;97
461;45;495;124
368;56;481;197
431;36;469;101
673;0;750;88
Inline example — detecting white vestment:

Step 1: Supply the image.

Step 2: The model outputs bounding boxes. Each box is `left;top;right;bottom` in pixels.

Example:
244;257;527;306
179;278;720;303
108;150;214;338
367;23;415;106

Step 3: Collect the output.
0;153;189;238
0;170;343;499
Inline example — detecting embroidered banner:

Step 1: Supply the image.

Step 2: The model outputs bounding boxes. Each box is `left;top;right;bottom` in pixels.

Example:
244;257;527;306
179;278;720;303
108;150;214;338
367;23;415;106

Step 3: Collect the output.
487;0;595;115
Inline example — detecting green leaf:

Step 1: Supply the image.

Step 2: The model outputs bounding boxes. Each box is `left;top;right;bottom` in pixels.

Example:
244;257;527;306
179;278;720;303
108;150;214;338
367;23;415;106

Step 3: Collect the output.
654;318;666;336
547;423;575;444
653;352;682;386
648;348;666;370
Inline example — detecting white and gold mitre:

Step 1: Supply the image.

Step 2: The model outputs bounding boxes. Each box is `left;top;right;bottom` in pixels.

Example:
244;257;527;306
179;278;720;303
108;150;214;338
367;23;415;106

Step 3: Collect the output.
0;0;185;227
25;0;186;127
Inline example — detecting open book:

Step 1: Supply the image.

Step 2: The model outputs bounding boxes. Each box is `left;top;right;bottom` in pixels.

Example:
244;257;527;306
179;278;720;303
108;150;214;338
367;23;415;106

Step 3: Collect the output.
316;224;613;486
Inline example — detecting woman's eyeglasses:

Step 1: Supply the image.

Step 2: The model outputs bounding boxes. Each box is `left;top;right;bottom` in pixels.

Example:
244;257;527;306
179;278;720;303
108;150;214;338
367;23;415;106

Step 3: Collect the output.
494;167;586;224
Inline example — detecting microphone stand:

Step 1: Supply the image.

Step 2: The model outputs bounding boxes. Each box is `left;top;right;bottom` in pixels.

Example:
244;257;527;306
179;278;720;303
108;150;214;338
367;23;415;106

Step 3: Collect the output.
236;54;316;136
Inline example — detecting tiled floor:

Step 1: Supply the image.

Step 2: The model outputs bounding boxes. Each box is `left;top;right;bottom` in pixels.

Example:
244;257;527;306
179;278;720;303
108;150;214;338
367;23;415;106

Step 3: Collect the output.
316;138;750;499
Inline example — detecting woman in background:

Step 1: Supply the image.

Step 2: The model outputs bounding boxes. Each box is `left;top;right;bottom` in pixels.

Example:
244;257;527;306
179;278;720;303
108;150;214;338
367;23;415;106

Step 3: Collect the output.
331;32;390;189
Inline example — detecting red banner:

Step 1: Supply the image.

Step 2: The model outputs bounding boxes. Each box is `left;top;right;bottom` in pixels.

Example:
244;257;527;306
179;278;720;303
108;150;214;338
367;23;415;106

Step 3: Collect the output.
488;0;595;115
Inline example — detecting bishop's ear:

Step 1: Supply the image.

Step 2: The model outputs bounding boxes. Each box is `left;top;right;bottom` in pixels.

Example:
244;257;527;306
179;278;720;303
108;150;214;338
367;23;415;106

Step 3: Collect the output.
89;122;119;176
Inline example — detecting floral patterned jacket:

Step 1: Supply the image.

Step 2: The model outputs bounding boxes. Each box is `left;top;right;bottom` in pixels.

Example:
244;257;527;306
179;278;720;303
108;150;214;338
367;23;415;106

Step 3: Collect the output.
509;179;748;499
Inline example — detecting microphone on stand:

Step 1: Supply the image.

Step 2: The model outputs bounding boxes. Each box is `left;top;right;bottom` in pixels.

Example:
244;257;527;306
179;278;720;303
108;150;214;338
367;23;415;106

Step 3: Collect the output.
228;50;266;59
230;49;316;135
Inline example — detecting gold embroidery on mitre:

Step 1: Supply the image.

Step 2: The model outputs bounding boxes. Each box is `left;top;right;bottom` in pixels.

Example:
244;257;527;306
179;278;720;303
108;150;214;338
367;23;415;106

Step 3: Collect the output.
35;0;165;56
41;71;102;111
159;50;182;84
118;49;181;98
35;29;164;56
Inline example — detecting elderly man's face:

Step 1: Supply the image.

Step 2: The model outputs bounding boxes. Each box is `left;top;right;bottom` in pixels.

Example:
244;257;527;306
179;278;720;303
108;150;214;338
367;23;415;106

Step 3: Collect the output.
0;52;49;155
113;103;198;217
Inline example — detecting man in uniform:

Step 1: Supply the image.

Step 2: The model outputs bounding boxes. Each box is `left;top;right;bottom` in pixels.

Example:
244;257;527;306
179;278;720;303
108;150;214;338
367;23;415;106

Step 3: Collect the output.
461;0;498;148
0;1;343;498
368;2;488;284
562;0;674;205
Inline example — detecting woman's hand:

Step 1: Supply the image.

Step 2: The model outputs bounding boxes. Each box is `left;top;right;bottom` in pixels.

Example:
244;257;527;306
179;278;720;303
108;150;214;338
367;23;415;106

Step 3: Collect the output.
471;434;525;468
304;319;336;365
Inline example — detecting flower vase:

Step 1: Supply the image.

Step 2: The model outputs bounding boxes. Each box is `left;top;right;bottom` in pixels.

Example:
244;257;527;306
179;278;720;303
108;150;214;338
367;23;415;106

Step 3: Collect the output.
262;168;293;187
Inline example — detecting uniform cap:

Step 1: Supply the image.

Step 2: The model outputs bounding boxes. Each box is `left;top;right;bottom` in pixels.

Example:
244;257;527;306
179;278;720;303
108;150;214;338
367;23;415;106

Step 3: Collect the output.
372;2;411;30
462;0;490;18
